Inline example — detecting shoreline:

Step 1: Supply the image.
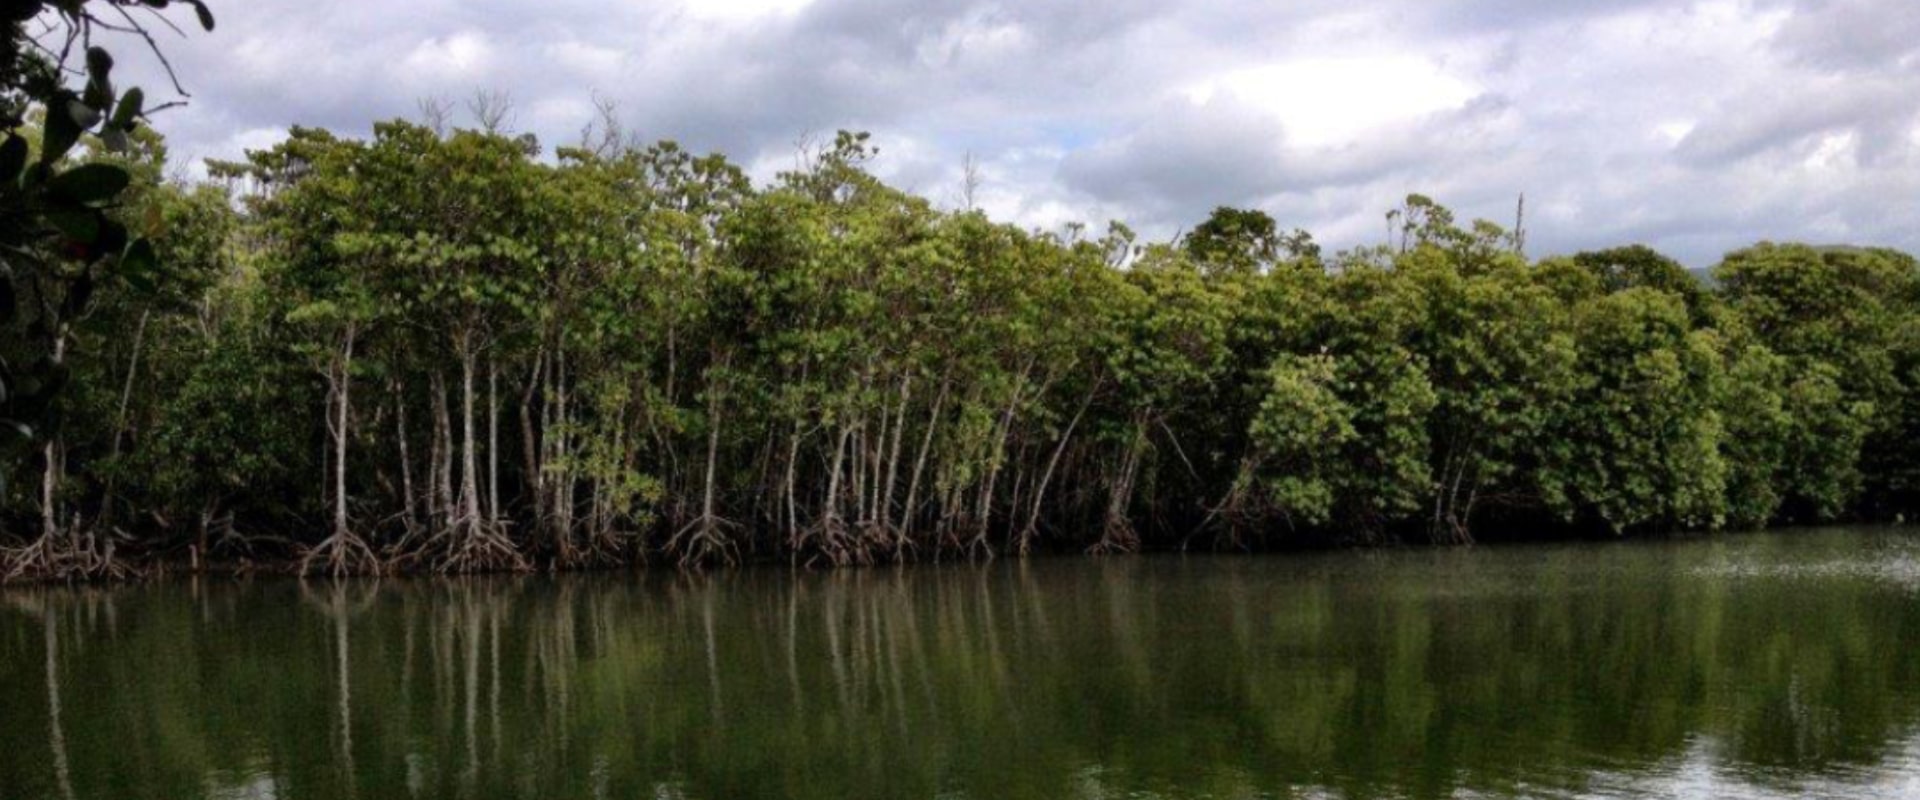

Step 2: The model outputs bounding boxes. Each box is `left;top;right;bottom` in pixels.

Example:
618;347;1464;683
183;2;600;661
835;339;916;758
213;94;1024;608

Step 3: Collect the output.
5;521;1906;587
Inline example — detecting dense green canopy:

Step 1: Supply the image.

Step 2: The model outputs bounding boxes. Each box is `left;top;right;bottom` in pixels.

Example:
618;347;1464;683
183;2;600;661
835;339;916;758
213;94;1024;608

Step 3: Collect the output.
6;113;1920;578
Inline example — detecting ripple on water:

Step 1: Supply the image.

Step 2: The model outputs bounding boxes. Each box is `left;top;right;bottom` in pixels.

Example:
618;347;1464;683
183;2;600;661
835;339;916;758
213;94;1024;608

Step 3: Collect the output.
1688;549;1920;592
1554;733;1920;800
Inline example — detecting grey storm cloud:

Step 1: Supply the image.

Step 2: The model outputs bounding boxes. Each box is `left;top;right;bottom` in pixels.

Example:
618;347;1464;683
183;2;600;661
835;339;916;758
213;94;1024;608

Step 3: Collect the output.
1674;77;1918;166
94;0;1920;266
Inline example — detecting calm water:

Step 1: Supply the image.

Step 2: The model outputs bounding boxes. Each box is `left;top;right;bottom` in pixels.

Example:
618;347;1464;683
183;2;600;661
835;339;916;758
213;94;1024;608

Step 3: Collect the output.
3;529;1920;799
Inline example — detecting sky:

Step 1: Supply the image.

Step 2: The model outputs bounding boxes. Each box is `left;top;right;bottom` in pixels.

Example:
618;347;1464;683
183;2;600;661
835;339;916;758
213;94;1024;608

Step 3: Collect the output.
93;0;1920;265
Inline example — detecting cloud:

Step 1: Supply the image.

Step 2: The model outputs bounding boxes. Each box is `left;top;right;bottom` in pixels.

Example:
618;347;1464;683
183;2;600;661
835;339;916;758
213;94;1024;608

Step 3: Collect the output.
1769;0;1920;71
401;31;494;79
1676;77;1903;162
87;0;1920;265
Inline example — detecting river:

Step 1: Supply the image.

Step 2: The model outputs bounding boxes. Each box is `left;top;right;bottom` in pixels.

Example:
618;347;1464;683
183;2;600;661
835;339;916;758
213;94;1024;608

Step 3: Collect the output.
2;527;1918;799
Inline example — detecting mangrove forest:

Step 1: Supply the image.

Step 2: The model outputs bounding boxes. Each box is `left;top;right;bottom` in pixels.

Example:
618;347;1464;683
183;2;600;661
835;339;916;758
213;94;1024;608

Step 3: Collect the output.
6;2;1920;581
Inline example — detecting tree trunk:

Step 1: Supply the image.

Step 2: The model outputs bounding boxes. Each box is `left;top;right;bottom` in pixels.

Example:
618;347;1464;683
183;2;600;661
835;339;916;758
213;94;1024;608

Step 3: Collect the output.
396;379;417;532
39;330;68;544
1025;381;1097;547
488;358;500;526
332;328;356;539
880;375;911;543
820;424;853;562
974;377;1027;551
898;376;949;541
460;339;483;532
40;438;61;543
852;423;869;529
552;347;573;541
520;348;544;536
783;426;804;548
1094;415;1148;553
100;310;150;528
433;370;455;533
701;392;722;529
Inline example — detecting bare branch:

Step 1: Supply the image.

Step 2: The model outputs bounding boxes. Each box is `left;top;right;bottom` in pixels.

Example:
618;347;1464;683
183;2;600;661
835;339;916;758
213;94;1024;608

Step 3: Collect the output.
107;5;190;96
466;89;515;135
140;6;188;39
960;151;982;212
416;95;454;137
577;92;631;159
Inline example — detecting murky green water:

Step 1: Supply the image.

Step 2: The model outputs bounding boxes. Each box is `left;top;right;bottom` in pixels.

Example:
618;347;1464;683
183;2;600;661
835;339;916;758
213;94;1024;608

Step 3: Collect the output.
3;528;1919;799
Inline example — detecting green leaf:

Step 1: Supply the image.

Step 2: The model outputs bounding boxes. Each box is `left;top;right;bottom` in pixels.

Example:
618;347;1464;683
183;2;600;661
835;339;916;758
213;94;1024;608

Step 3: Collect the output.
83;79;113;117
46;208;100;242
86;47;114;80
0;135;22;185
48;163;131;203
66;98;103;132
40;96;83;165
185;0;215;30
142;202;166;237
112;87;145;129
121;238;158;280
99;126;129;153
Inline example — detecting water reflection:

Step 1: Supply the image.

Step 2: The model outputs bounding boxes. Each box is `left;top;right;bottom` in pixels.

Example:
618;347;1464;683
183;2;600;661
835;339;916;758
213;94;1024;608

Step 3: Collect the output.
1;528;1918;799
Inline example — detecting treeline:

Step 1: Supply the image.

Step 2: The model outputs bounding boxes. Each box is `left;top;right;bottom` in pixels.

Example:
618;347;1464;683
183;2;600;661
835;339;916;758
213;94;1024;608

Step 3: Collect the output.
5;119;1920;578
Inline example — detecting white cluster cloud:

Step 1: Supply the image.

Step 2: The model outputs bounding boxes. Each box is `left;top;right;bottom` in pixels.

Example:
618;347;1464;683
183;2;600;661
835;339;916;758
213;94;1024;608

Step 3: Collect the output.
103;0;1920;265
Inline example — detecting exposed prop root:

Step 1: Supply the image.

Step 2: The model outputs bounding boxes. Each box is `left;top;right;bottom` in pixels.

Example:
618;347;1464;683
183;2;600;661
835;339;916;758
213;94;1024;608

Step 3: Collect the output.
801;515;870;569
1197;480;1266;553
298;530;384;577
1085;517;1140;555
396;515;532;575
856;520;896;562
964;531;995;562
934;515;973;557
3;529;140;583
890;534;920;562
551;528;636;571
1015;525;1039;557
435;526;530;574
667;515;741;569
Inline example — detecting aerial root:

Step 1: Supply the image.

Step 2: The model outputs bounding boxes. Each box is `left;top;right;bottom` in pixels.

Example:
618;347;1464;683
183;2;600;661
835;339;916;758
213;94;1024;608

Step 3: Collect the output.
1085;517;1140;555
856;520;896;562
965;531;995;562
553;527;634;570
799;514;873;569
403;514;531;575
1015;524;1038;557
437;529;529;574
299;530;384;578
3;529;139;583
668;514;741;569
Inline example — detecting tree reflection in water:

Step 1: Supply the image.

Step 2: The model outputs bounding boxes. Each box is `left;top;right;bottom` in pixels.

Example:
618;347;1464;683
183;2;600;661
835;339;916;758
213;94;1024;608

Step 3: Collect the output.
0;527;1917;800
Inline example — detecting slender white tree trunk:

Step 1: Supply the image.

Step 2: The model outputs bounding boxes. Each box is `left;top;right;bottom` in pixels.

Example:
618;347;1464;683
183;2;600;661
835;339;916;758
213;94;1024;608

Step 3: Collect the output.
487;358;499;525
333;328;356;539
460;340;483;531
40;330;68;544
